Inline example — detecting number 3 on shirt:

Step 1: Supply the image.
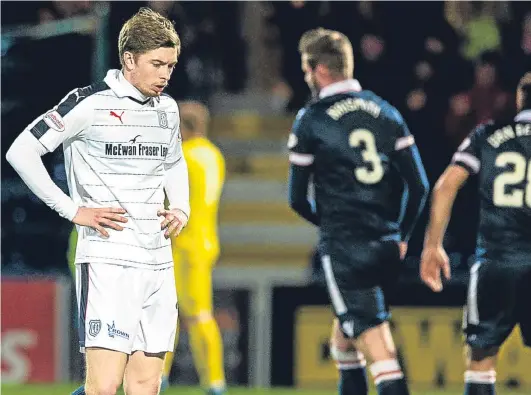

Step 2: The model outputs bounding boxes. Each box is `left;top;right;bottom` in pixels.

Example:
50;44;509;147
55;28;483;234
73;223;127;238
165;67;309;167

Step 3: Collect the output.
349;129;384;184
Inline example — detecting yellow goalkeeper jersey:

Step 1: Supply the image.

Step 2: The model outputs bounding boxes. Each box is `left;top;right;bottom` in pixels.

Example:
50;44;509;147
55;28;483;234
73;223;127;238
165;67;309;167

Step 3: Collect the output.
172;136;225;258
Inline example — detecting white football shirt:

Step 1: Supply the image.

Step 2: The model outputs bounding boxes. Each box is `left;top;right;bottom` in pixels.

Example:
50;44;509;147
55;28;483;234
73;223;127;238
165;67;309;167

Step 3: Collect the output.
25;69;186;269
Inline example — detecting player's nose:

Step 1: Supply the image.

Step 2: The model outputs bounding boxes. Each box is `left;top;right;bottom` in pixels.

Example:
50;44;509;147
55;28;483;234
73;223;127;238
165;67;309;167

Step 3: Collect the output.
160;67;171;81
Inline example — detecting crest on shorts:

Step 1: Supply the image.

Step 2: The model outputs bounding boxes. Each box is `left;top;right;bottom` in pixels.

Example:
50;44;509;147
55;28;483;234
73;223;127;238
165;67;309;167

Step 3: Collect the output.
158;111;168;129
88;319;101;337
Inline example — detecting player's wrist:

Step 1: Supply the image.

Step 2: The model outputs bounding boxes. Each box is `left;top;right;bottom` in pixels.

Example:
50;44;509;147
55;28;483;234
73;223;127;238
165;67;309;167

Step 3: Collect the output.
58;197;80;222
423;240;442;249
171;207;189;222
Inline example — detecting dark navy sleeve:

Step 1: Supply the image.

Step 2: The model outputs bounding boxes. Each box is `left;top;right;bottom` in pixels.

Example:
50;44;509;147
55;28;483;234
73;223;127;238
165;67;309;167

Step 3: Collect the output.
390;112;430;242
287;108;319;226
451;125;484;175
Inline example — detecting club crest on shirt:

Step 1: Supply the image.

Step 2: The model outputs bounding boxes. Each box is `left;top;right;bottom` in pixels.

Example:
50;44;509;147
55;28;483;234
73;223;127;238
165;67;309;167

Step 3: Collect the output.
158;111;168;129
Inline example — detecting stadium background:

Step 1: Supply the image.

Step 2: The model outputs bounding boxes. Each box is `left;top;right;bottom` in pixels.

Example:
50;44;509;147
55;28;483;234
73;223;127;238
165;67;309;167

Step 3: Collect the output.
1;1;531;394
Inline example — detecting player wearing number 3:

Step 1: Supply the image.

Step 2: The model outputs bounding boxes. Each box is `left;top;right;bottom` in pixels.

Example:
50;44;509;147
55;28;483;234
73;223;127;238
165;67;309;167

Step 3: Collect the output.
421;72;531;395
287;28;429;395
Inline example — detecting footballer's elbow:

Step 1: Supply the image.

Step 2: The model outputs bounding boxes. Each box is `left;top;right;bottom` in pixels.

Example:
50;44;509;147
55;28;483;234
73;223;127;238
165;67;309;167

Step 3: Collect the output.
432;176;460;203
434;165;468;197
6;145;17;169
288;195;301;213
288;193;306;215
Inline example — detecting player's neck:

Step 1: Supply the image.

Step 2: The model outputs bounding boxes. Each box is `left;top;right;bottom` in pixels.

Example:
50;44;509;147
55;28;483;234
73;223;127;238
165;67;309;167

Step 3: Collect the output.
319;74;356;91
319;77;361;99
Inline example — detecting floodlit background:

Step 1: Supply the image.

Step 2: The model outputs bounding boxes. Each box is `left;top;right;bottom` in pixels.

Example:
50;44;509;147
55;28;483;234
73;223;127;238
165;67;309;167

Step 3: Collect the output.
2;1;531;394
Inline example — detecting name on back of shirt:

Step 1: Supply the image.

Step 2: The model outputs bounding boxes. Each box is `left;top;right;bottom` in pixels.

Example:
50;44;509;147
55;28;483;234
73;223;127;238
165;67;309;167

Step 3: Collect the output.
326;98;381;120
487;124;531;148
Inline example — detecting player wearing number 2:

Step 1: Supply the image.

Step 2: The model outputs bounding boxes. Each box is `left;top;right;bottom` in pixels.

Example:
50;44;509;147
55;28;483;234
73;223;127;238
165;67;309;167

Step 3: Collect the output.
288;28;429;395
421;72;531;395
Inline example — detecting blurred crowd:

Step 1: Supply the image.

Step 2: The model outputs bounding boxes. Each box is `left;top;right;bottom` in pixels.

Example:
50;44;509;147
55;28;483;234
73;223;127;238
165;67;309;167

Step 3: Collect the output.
2;1;531;274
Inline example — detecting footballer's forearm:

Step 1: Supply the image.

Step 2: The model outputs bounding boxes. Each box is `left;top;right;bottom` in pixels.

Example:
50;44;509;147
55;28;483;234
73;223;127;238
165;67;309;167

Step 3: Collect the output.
424;165;468;247
5;130;79;221
395;145;430;242
424;183;458;248
164;157;190;220
288;164;319;226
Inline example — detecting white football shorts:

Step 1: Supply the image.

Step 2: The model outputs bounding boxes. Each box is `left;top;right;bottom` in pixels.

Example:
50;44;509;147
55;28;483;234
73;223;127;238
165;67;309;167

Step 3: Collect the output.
75;263;178;355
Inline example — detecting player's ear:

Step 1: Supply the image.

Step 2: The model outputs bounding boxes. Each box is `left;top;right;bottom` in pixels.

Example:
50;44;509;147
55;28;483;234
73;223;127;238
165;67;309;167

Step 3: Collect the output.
315;64;330;80
123;51;136;71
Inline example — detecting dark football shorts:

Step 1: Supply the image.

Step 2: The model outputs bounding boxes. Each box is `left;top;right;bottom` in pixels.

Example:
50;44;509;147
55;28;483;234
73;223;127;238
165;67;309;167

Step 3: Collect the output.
464;258;531;349
318;239;402;339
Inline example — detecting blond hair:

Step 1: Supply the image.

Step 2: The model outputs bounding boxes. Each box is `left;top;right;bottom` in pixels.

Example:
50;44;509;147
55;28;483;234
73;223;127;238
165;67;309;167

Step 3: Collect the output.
118;7;181;67
298;28;354;78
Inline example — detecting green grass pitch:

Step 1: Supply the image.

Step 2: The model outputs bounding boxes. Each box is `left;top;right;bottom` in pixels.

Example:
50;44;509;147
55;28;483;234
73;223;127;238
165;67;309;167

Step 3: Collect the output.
1;385;528;395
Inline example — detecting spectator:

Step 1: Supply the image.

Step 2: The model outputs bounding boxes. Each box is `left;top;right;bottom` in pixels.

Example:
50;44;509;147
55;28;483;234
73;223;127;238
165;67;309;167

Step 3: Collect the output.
445;1;510;61
468;51;511;124
445;93;476;148
38;1;92;23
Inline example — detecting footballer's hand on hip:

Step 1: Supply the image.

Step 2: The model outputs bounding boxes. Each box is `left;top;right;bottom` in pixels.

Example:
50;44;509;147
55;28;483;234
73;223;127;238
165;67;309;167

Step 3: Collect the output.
420;245;451;293
72;207;128;238
158;208;188;239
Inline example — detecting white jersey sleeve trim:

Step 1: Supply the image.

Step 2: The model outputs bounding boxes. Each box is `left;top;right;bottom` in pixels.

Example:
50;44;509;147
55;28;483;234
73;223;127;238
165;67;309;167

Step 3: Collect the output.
289;152;315;166
452;152;480;174
395;135;415;151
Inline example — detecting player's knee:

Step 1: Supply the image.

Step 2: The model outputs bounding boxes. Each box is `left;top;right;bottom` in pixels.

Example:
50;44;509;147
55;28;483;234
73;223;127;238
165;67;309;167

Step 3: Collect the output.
330;345;366;370
363;345;397;363
123;375;161;395
356;323;397;362
86;379;121;395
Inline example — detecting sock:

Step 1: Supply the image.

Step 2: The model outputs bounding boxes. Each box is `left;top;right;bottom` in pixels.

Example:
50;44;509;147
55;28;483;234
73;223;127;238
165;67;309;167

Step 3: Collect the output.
188;316;226;390
370;359;409;395
331;346;368;395
464;370;496;395
71;385;85;395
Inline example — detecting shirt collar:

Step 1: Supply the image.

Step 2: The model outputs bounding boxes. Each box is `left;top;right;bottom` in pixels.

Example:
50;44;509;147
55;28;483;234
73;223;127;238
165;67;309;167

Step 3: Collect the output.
515;110;531;122
319;79;362;99
104;69;158;105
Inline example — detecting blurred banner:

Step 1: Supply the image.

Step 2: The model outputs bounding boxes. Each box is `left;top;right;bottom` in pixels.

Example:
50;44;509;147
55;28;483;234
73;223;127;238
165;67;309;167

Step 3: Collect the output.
294;306;530;390
1;278;70;384
271;284;531;392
